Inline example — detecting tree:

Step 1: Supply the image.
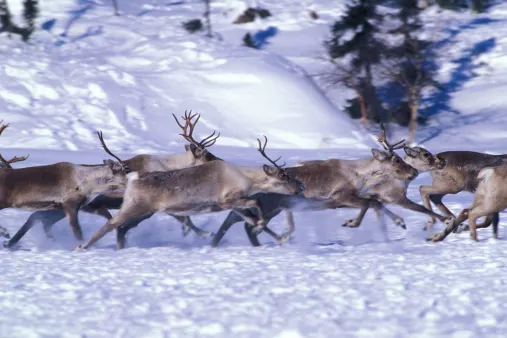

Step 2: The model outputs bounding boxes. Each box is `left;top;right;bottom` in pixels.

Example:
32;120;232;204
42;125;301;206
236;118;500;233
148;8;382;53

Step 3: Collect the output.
112;0;119;16
203;0;212;37
0;0;33;41
324;0;386;125
382;0;440;143
23;0;39;31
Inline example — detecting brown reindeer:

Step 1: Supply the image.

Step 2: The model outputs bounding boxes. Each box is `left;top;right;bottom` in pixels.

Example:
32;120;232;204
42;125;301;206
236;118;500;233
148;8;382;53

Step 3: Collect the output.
403;146;507;231
210;126;436;247
427;164;507;242
0;128;130;247
5;111;222;249
0;121;29;240
76;136;305;250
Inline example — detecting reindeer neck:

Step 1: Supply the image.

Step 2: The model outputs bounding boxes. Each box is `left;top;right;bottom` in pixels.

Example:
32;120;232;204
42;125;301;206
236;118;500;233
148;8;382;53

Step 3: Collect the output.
160;151;196;170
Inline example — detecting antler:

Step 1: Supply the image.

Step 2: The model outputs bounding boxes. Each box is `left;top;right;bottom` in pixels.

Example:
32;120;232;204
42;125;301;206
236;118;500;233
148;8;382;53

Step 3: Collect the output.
96;131;131;173
377;123;405;152
257;135;286;169
0;121;29;169
172;110;220;149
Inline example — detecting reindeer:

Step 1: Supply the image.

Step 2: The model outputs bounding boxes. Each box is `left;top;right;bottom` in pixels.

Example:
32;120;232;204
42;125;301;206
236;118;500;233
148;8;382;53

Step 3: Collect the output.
75;136;306;250
0;121;28;240
210;127;436;247
5;111;222;249
0;127;130;248
427;163;507;242
403;146;507;231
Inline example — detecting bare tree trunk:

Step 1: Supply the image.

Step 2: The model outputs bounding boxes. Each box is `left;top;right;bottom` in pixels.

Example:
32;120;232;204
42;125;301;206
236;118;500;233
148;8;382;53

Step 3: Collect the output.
203;0;212;38
112;0;119;16
354;87;368;126
408;101;418;144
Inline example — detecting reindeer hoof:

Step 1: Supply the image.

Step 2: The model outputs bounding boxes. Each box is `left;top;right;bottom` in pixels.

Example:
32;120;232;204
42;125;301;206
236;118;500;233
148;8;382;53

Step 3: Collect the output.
73;244;87;252
0;227;9;239
342;219;359;228
453;223;469;233
277;232;292;244
182;226;191;237
426;232;444;242
395;219;406;229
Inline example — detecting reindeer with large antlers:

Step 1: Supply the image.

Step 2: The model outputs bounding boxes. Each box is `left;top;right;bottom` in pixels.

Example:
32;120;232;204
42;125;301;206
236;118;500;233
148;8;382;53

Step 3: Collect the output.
75;136;305;250
5;111;224;249
211;125;425;247
211;124;456;247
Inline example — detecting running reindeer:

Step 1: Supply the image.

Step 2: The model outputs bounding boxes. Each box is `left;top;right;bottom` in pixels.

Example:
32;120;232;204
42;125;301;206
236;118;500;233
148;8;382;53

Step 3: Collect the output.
0;121;29;240
0;127;130;248
76;136;305;250
211;125;439;247
403;146;507;236
5;111;222;249
402;146;507;242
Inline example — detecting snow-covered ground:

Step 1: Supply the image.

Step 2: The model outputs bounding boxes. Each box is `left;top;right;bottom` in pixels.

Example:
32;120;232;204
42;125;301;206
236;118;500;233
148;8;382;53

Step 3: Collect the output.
2;0;507;337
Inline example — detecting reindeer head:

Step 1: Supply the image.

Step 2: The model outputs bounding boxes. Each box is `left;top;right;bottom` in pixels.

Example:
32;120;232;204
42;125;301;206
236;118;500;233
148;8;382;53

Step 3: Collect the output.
373;123;419;181
403;146;446;171
173;110;223;164
256;136;305;195
96;131;133;193
0;121;29;169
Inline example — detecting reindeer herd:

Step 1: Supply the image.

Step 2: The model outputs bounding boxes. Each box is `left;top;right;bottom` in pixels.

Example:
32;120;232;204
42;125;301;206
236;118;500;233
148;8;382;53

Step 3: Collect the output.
0;112;505;251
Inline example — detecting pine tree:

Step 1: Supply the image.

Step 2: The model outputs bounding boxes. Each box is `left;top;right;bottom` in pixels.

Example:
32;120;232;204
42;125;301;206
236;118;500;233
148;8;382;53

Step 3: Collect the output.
382;0;439;143
23;0;39;32
324;0;386;124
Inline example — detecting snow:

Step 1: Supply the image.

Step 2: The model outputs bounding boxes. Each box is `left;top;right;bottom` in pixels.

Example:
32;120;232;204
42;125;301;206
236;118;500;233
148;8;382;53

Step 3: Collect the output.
2;0;507;337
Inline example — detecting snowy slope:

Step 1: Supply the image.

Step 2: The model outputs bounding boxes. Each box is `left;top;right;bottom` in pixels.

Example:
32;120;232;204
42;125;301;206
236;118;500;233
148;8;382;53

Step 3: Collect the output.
2;0;507;337
0;0;372;153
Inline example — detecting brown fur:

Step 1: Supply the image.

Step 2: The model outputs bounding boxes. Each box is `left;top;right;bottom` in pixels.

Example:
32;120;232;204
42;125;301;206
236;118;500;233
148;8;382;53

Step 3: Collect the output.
404;146;507;230
77;160;305;250
211;149;425;247
2;161;127;246
429;165;506;242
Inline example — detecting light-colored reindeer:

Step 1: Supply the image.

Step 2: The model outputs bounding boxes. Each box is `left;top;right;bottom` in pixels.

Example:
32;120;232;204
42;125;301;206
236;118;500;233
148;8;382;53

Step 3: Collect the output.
427;163;507;242
5;111;222;249
403;146;507;234
210;126;438;247
76;136;305;250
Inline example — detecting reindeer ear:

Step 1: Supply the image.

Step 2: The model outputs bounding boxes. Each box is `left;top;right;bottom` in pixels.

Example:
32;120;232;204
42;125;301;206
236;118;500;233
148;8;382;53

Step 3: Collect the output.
403;146;417;158
184;144;191;152
263;164;278;176
104;159;123;172
372;149;390;162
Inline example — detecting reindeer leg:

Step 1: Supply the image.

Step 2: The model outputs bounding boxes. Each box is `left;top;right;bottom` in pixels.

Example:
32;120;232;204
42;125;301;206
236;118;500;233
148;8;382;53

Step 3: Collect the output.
0;225;9;239
4;210;66;248
381;206;406;229
279;209;296;242
78;208;154;250
63;200;85;242
397;197;455;228
492;212;500;239
169;214;214;238
244;223;262;247
342;198;370;228
211;211;245;247
427;208;469;242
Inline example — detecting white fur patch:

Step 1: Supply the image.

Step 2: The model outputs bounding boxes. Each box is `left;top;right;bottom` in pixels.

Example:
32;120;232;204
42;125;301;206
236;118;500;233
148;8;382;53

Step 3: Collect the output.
127;171;139;181
478;167;494;183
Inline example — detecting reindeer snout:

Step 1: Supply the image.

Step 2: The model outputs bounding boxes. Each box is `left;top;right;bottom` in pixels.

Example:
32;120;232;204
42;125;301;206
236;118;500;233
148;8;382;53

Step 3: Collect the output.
408;169;419;181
